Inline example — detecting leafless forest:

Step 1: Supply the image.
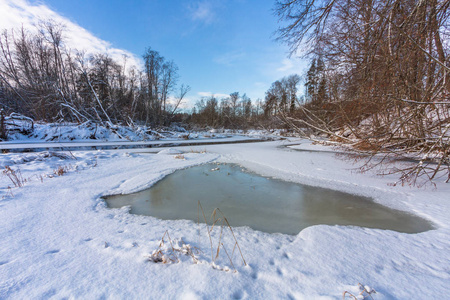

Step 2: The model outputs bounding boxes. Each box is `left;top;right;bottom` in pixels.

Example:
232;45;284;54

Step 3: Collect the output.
271;0;450;185
0;22;192;127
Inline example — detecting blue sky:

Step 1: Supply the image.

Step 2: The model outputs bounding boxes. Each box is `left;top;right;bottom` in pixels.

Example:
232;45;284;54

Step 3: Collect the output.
1;0;307;108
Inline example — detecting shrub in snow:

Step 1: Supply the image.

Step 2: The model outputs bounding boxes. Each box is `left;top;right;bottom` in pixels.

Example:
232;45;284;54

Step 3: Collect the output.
343;283;376;300
149;231;200;264
2;166;25;187
148;203;247;273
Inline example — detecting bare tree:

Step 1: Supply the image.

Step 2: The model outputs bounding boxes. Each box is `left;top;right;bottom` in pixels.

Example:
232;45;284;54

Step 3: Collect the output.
275;0;450;186
0;22;189;129
167;84;190;122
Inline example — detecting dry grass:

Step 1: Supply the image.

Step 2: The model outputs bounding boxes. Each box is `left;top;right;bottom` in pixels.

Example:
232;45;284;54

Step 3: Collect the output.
149;201;247;272
174;154;185;160
45;151;77;160
189;148;207;154
2;163;73;195
1;154;92;199
53;165;70;176
2;166;26;187
4;186;14;198
197;201;247;271
149;231;201;264
2;164;69;193
180;133;190;140
343;283;376;300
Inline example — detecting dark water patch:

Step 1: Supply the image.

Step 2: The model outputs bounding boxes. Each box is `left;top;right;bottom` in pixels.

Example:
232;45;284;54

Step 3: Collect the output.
105;164;434;235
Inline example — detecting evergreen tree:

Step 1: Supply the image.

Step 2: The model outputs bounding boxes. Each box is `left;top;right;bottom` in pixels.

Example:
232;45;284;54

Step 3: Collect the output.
305;59;317;102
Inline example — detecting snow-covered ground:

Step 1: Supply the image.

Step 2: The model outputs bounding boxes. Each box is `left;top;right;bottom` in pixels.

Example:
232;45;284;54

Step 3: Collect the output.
0;139;449;299
0;135;266;151
2;117;285;144
1;118;281;151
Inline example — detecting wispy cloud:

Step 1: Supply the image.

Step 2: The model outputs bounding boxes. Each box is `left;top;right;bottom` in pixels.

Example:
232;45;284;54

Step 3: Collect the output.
276;58;294;72
0;0;142;69
214;50;245;66
198;91;229;99
275;57;307;76
188;1;216;24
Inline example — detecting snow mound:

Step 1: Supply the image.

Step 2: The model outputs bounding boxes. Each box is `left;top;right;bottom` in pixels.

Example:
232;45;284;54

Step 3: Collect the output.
157;148;184;155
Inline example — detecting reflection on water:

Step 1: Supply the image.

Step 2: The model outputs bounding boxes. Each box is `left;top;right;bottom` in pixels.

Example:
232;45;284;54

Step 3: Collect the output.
105;163;434;235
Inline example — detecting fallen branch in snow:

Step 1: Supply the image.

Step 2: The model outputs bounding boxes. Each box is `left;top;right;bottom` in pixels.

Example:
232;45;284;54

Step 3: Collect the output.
343;283;376;300
60;103;89;123
82;70;113;125
147;129;167;139
281;98;450;187
393;97;450;106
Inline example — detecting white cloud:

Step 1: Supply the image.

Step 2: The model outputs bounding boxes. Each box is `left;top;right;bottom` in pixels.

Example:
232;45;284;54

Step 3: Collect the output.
0;0;142;69
198;91;229;99
274;57;307;77
188;1;215;24
277;58;294;72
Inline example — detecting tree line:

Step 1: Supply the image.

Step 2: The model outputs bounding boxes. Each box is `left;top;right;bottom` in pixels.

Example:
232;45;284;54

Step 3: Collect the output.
0;21;295;130
0;22;189;127
190;92;266;129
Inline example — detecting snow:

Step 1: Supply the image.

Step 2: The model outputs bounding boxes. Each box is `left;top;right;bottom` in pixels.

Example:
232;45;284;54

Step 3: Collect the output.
156;148;184;155
0;120;273;151
0;135;264;151
2;119;232;143
1;138;449;299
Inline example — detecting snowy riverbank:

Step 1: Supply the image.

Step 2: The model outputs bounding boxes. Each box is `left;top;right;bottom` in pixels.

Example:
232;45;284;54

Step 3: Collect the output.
1;139;449;299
